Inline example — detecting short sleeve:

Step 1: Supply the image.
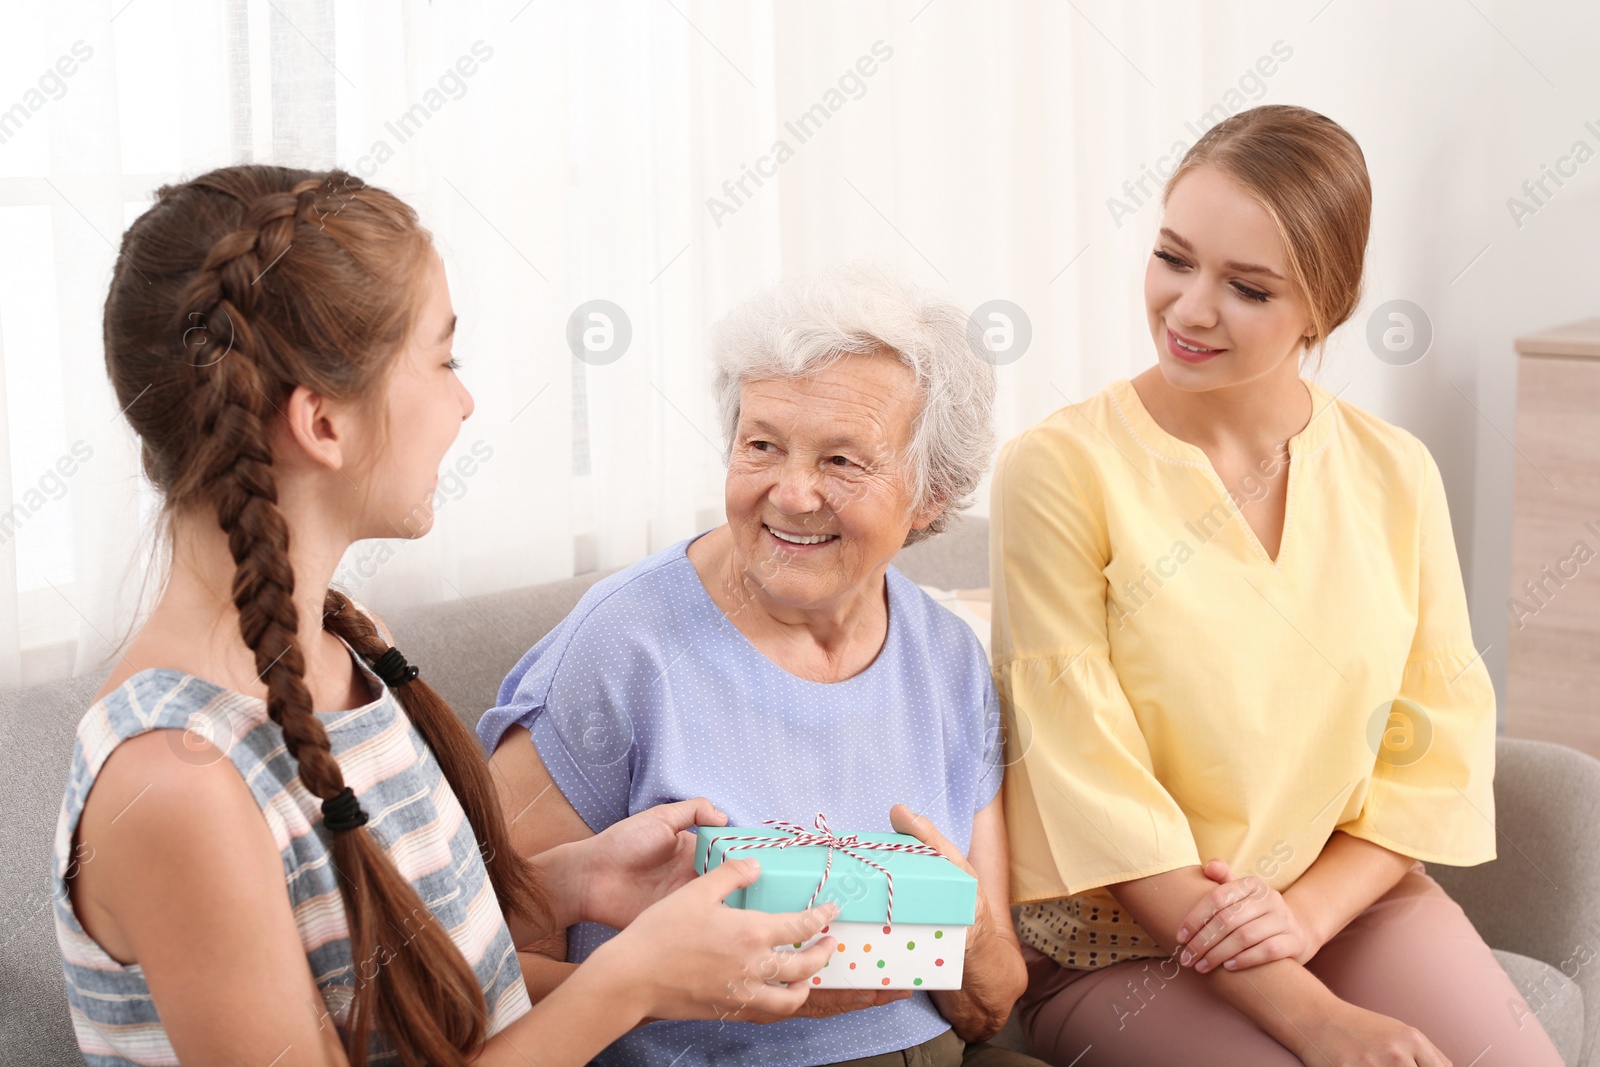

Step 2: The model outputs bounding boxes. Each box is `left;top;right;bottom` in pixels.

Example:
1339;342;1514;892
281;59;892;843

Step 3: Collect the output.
990;429;1201;903
477;620;638;834
1337;443;1497;865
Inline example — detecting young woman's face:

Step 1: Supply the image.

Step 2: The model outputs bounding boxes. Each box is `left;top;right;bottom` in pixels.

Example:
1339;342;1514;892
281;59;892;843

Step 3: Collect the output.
360;251;475;540
1144;165;1314;390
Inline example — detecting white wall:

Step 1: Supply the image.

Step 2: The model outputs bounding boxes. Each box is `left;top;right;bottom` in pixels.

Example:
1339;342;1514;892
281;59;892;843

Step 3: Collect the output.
736;0;1600;714
1;0;1595;700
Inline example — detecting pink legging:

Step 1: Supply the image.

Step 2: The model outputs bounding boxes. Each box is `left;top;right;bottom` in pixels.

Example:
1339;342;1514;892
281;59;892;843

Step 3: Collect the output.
1018;867;1566;1066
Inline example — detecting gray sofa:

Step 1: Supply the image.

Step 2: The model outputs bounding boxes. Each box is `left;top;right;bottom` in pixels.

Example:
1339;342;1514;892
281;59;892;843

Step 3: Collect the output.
2;518;1594;1065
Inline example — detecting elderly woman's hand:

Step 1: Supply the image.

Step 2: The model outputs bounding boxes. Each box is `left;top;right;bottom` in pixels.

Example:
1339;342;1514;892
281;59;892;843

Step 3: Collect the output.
888;802;998;944
889;803;979;878
890;800;1031;1043
575;797;729;931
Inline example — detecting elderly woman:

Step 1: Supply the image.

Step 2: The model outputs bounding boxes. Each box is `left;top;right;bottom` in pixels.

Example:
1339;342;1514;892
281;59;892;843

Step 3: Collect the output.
477;263;1039;1066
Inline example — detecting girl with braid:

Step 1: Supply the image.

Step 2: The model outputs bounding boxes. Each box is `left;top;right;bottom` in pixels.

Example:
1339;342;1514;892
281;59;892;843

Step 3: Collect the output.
52;164;838;1066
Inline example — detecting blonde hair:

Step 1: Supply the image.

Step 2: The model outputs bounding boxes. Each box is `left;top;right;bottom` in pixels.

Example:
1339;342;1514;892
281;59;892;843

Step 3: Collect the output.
1165;105;1372;366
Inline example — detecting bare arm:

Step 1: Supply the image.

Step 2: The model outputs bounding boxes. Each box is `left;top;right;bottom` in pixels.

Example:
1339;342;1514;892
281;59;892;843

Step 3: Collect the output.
77;728;841;1067
1282;831;1416;953
1112;866;1338;1053
71;732;353;1065
1174;833;1417;975
486;726;594;1001
471;861;839;1065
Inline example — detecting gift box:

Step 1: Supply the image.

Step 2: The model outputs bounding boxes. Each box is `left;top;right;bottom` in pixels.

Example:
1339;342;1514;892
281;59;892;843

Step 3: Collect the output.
696;816;977;990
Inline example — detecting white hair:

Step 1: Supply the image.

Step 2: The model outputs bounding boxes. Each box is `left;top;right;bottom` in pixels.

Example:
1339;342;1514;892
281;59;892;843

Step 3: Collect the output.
709;261;996;546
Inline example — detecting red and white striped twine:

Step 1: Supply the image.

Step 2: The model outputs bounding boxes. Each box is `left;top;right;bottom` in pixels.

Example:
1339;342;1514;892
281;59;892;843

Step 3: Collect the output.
700;812;943;926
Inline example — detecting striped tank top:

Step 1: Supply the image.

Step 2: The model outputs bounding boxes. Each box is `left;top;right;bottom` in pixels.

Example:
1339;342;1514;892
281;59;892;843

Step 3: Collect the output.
51;639;532;1064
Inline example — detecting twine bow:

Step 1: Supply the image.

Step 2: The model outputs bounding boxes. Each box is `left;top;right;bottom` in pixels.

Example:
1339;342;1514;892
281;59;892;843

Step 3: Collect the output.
701;812;943;926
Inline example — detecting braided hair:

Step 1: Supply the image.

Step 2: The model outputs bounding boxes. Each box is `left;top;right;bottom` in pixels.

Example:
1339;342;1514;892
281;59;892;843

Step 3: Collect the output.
104;165;548;1066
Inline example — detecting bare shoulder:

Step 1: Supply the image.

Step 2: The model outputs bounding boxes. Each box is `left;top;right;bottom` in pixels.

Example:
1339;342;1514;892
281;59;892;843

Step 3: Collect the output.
89;624;255;705
90;631;188;703
73;729;280;961
86;728;267;841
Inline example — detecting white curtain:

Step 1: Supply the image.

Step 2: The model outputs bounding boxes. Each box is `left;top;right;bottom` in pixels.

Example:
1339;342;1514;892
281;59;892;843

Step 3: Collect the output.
2;0;1595;709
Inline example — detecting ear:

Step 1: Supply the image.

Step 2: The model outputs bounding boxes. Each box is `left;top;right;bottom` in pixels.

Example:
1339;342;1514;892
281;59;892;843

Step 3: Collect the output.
909;490;948;532
277;384;348;472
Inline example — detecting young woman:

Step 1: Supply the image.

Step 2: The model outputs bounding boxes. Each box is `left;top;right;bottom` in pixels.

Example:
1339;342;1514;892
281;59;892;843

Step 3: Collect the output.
53;165;837;1066
991;106;1565;1065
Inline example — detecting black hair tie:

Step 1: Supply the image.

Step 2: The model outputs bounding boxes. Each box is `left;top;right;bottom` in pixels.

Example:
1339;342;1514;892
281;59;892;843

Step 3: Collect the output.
370;646;420;689
321;786;368;834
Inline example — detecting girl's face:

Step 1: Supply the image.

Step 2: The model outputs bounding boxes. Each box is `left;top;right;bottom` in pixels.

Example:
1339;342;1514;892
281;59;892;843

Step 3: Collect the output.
1144;165;1314;391
358;251;475;540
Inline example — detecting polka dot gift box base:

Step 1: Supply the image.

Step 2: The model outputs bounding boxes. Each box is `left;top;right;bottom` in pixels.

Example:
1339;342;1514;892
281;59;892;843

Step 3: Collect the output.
695;816;978;990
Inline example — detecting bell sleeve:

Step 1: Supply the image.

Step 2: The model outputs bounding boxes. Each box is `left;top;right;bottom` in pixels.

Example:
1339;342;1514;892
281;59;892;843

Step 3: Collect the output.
1336;441;1497;865
991;427;1202;904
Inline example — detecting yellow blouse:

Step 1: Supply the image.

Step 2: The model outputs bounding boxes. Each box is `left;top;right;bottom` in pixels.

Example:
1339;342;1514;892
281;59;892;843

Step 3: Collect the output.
991;377;1497;971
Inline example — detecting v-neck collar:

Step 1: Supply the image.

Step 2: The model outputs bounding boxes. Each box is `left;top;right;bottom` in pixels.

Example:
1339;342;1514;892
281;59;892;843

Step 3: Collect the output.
1107;376;1339;567
1109;376;1337;466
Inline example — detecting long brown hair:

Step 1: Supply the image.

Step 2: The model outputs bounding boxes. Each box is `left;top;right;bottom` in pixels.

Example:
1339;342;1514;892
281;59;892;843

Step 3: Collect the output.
1165;104;1372;365
104;165;548;1066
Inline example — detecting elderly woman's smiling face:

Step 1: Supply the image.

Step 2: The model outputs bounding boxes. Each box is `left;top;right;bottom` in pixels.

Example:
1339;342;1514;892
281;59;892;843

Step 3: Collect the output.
726;349;937;612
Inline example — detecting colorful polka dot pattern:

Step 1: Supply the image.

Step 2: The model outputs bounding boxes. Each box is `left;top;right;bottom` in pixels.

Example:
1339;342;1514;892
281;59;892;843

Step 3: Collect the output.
802;920;967;990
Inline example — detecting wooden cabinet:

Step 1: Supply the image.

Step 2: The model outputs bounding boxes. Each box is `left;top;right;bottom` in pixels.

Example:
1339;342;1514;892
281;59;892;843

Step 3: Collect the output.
1507;317;1600;759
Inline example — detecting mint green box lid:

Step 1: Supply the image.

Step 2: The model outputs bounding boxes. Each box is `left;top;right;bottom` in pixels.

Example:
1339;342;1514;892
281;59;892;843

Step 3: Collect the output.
695;825;977;926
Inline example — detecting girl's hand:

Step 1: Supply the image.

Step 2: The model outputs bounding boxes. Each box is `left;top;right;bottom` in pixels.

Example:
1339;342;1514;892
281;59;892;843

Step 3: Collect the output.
596;858;839;1022
1294;999;1451;1067
579;797;727;931
1176;859;1315;973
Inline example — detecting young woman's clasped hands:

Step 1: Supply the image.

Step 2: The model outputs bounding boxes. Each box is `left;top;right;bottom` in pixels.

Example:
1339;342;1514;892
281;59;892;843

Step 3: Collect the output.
1176;858;1317;974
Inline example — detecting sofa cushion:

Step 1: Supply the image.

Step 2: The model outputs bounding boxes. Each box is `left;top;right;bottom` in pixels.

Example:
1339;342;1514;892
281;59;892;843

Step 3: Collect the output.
891;515;990;591
382;571;610;738
1495;949;1585;1066
0;671;105;1066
